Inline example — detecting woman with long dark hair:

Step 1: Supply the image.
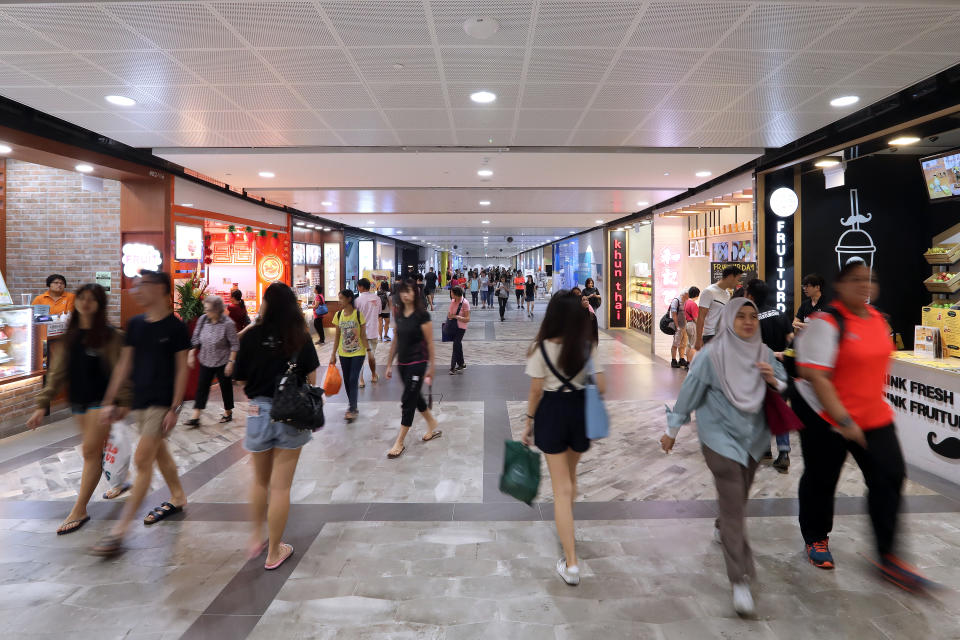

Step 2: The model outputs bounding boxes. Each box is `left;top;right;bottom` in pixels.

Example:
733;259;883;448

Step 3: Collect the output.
378;280;392;342
312;284;326;345
329;288;370;422
383;280;440;458
525;274;536;317
495;275;510;321
234;282;319;570
521;291;605;586
27;283;131;533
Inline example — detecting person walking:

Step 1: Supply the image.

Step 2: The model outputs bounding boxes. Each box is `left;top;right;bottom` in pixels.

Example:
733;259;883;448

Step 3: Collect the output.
228;289;251;332
662;297;787;616
794;263;927;590
424;267;438;311
479;270;490;309
514;270;525;308
582;278;602;313
383;280;441;458
183;295;239;427
521;291;605;586
355;278;381;388
329;288;369;422
233;282;319;570
311;285;327;345
684;287;700;364
695;265;743;350
495;276;510;321
27;283;131;533
447;286;470;374
469;271;480;307
486;270;495;309
378;280;392;342
91;271;191;556
525;274;537;317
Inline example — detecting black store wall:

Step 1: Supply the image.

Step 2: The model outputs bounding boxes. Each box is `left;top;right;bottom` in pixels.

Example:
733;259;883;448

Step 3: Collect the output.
800;154;960;348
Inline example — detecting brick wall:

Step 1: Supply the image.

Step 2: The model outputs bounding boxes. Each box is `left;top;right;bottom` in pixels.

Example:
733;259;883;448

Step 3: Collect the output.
5;160;122;325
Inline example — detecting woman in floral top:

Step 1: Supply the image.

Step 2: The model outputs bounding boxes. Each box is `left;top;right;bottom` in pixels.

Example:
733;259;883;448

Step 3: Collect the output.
185;295;239;426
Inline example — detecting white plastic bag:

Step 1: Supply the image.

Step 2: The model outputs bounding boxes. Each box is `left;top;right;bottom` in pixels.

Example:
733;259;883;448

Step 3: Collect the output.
102;423;131;489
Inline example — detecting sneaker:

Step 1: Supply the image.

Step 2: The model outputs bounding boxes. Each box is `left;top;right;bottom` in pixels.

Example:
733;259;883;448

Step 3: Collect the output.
556;559;580;586
449;369;457;375
713;527;722;545
773;453;790;473
671;359;681;368
678;358;689;369
880;554;932;593
732;582;755;617
806;538;835;569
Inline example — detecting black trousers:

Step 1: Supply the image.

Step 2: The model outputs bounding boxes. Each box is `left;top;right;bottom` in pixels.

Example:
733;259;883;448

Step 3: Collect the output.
498;296;508;319
515;290;522;306
194;363;234;411
399;361;428;427
794;393;905;556
450;328;466;370
313;316;325;343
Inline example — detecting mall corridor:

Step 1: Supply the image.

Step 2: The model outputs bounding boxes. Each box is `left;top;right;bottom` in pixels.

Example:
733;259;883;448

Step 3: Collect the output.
0;304;958;639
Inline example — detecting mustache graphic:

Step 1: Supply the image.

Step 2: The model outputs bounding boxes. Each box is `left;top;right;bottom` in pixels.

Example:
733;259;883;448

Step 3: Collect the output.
928;432;960;460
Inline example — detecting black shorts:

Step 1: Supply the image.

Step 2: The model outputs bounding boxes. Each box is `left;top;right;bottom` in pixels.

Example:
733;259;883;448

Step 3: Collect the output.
425;287;436;295
534;389;589;454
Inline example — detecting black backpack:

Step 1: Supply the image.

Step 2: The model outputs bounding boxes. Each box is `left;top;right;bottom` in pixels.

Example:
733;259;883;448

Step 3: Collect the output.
659;298;680;335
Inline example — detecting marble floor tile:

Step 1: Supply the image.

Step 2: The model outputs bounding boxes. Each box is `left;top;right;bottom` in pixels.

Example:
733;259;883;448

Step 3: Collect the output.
188;402;484;504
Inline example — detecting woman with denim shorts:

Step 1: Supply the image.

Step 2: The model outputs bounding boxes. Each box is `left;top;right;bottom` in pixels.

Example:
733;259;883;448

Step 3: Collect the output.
234;282;319;571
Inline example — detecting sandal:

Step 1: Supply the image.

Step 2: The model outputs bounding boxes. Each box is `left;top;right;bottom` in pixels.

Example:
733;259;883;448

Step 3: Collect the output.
265;543;294;570
219;414;233;423
183;418;200;427
422;430;443;442
102;483;132;500
57;515;90;535
247;539;268;560
90;534;123;557
387;445;405;459
345;410;358;423
143;502;183;525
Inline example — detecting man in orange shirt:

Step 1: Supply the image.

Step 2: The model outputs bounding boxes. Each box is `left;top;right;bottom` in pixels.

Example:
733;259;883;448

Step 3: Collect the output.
32;274;75;315
513;271;525;309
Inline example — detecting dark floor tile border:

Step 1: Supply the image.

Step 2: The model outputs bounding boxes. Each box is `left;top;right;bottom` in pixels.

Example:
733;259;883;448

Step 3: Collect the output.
363;502;454;521
0;433;83;475
180;614;262;640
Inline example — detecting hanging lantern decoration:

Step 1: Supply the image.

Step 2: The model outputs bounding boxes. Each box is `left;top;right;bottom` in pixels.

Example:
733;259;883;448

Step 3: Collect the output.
255;229;267;252
226;224;236;244
270;232;280;253
204;256;213;265
203;234;213;262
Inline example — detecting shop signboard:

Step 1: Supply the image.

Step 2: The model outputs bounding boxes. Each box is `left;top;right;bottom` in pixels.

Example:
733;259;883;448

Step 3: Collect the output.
609;229;627;328
689;238;705;257
710;261;757;284
763;170;798;313
122;242;162;278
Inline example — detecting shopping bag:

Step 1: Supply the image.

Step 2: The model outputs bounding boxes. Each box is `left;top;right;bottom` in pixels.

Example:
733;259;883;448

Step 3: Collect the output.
499;440;541;505
764;388;804;436
102;423;131;489
322;364;342;396
584;358;609;440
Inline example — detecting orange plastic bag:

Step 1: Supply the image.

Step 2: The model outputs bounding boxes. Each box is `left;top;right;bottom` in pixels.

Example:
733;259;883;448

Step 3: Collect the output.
322;364;342;396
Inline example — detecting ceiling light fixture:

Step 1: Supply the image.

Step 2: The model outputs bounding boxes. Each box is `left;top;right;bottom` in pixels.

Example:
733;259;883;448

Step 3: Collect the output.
470;90;497;104
105;95;136;107
258;171;275;178
367;220;375;224
296;222;306;227
636;201;649;207
477;169;493;177
75;164;94;173
814;157;841;168
181;203;194;207
889;136;920;146
0;144;12;154
830;95;859;108
640;220;651;225
323;227;331;231
695;171;712;178
663;172;670;176
479;201;491;206
481;220;490;224
321;201;333;206
396;230;402;234
595;219;604;224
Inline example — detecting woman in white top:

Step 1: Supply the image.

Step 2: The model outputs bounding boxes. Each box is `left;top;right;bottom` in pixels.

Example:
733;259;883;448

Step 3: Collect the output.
522;291;605;586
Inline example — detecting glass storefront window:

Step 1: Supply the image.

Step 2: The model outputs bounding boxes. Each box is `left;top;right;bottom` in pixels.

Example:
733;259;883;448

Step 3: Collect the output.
324;242;340;299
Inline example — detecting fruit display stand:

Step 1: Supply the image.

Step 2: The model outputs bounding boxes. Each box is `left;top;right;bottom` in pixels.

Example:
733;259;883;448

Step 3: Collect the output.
924;244;960;265
924;270;960;293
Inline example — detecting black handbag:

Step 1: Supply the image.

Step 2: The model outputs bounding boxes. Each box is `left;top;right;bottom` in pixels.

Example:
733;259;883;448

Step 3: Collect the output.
659;298;679;335
270;354;325;431
442;301;463;342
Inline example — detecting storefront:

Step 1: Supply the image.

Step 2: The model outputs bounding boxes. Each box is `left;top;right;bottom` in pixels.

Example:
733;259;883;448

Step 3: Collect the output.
551;229;607;329
292;221;344;325
755;110;960;486
608;217;653;338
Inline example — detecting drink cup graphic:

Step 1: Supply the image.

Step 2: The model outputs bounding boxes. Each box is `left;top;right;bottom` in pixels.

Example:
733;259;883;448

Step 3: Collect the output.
835;189;875;270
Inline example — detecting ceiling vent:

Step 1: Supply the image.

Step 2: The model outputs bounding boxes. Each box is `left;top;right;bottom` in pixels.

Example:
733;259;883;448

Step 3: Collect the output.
463;17;500;40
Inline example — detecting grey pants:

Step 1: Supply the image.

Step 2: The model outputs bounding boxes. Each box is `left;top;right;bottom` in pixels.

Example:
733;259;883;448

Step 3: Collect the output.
702;445;759;584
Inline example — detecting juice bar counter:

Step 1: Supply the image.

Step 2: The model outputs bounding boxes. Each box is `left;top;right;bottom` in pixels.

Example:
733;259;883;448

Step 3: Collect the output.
887;352;960;486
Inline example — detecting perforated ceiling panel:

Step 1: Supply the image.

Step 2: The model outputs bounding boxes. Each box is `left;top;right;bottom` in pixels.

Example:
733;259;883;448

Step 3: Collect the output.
0;0;957;151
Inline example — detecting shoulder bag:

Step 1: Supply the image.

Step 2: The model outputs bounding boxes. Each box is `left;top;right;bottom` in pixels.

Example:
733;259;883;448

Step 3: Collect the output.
314;293;328;317
270;351;325;431
659;298;679;335
764;387;803;436
442;301;463;342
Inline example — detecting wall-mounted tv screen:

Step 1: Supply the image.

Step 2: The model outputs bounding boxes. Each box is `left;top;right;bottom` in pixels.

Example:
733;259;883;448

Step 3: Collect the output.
920;149;960;202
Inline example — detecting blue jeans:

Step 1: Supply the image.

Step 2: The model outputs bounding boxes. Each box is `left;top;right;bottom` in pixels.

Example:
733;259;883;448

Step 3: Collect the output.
339;354;365;412
775;433;791;453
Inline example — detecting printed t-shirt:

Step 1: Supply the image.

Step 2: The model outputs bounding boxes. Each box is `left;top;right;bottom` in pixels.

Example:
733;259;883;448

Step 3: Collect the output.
795;302;894;429
796;296;826;323
669;297;686;328
698;283;730;337
355;291;382;340
125;313;191;409
395;309;431;364
525;341;602;392
335;308;367;358
684;299;699;322
514;276;525;291
32;292;75;315
756;304;791;352
448;298;470;330
234;325;319;399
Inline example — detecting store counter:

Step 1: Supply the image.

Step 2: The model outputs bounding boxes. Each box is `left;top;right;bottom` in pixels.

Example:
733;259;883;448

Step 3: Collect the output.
887;352;960;485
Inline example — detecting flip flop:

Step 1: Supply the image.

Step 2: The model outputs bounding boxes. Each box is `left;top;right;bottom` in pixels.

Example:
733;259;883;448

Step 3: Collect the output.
103;482;132;500
387;445;405;459
265;543;294;570
219;414;233;423
57;515;90;535
143;501;184;525
422;430;443;442
89;534;123;557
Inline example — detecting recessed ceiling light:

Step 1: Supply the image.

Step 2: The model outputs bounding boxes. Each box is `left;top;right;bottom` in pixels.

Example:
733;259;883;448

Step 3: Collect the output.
477;169;493;177
479;201;491;206
396;230;402;234
258;171;275;178
296;222;306;227
0;144;12;154
663;172;670;176
321;201;333;206
640;220;651;225
411;236;418;239
569;230;576;233
554;236;560;240
636;201;649;207
830;95;859;107
105;95;136;107
323;227;331;231
481;220;490;224
181;203;194;207
814;157;841;168
695;171;712;177
75;164;94;173
889;136;920;146
595;219;604;224
367;220;375;224
470;90;497;104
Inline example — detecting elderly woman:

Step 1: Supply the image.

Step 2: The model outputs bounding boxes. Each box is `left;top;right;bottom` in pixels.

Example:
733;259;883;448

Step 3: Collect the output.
185;295;240;426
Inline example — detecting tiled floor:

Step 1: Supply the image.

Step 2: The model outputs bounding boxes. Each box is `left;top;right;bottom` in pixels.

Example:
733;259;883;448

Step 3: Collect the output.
1;306;957;639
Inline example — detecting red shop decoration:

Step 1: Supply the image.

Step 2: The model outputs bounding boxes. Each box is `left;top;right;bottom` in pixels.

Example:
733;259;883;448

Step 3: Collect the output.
226;224;236;244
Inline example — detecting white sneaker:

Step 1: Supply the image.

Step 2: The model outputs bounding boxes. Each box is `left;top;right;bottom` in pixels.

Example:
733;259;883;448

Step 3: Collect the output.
556;559;580;586
732;582;755;617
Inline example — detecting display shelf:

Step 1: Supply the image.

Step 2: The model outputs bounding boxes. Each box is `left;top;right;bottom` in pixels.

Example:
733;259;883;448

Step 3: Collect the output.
925;272;960;293
924;243;960;265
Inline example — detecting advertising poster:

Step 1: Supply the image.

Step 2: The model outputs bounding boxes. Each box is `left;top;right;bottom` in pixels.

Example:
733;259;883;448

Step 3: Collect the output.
306;244;321;265
554;238;579;290
921;151;960;201
731;240;752;261
324;242;341;299
712;241;729;261
175;224;203;260
293;243;306;265
95;271;112;293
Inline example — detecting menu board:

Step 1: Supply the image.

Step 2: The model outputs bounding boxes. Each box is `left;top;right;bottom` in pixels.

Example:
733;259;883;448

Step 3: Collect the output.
293;243;306;265
921;150;960;201
710;261;757;284
324;242;340;299
306;244;321;265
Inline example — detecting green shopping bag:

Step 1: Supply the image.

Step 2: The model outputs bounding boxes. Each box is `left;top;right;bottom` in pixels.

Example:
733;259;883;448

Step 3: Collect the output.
499;440;541;505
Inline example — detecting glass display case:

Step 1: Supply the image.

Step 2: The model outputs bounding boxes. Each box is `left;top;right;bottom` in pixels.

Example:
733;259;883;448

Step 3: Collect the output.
0;306;35;379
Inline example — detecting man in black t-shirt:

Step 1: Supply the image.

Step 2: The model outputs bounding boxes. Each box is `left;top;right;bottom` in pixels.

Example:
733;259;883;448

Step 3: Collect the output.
424;268;438;310
794;273;825;333
93;270;191;556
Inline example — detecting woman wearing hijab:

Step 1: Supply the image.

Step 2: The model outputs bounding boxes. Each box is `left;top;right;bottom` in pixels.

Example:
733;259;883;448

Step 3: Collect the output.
661;298;786;617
